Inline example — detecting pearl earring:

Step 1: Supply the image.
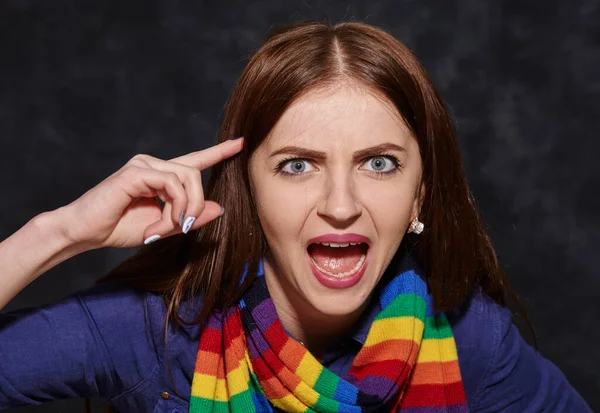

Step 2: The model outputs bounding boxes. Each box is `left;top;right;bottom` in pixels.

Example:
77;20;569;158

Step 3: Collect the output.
408;218;424;234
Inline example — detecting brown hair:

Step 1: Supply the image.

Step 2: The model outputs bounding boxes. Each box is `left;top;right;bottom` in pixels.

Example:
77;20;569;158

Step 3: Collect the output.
92;18;530;413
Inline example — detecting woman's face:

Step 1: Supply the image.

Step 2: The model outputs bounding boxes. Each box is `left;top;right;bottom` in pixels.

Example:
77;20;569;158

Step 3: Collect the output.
249;84;423;318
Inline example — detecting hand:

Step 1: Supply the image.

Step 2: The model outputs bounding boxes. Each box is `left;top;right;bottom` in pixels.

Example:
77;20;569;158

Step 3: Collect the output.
58;138;244;249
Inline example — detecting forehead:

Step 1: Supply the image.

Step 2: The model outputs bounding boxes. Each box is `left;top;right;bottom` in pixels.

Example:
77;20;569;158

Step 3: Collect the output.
262;83;414;150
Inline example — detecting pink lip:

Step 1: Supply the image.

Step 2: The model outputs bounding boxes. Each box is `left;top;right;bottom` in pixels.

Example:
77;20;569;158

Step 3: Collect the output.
307;249;369;289
306;233;371;246
305;233;371;289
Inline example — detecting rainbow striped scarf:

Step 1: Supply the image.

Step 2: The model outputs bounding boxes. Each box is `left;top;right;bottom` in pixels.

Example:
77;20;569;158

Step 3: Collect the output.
189;257;468;412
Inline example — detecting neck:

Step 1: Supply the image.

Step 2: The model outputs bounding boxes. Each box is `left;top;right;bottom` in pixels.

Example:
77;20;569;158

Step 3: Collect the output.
262;256;370;358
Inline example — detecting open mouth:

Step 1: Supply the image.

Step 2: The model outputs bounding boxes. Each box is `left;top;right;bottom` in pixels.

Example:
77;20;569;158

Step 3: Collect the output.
307;241;370;278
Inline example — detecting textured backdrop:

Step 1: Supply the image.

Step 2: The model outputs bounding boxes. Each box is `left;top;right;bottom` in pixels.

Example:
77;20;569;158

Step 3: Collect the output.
1;1;598;412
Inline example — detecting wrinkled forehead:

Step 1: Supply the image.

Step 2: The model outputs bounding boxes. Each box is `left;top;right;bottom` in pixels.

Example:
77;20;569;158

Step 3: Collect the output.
257;83;415;155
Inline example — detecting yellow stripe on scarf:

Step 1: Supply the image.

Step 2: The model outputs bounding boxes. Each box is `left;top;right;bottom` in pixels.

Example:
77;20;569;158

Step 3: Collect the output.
364;317;425;347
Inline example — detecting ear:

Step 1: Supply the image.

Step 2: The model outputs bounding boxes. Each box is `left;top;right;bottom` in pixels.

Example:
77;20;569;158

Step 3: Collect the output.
411;181;426;221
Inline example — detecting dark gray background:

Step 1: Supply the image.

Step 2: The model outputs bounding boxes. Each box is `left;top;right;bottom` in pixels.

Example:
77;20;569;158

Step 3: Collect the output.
1;1;598;412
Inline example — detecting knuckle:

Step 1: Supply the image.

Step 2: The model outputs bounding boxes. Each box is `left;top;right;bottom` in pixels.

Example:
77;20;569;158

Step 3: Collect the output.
130;153;149;163
121;165;140;177
166;172;181;185
185;167;202;183
128;158;146;168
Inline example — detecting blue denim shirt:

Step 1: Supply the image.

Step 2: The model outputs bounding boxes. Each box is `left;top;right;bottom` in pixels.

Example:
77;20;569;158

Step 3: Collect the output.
0;282;592;412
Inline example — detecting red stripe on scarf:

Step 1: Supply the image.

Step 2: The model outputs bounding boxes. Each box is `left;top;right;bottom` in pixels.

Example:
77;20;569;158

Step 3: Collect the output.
352;339;418;366
401;381;467;406
349;359;412;381
264;320;289;354
198;327;223;354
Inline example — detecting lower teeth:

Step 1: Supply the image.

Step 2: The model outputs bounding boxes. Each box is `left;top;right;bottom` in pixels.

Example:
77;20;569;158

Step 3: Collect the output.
310;254;366;278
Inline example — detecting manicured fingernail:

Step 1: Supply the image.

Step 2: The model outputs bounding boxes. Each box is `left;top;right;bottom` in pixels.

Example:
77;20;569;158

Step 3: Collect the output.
220;207;225;216
182;216;196;234
232;136;244;140
179;211;185;228
144;234;161;245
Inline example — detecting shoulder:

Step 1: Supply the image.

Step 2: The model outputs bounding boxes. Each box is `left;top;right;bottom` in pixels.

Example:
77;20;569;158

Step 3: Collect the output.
446;289;511;407
447;290;592;412
77;281;204;339
447;288;512;353
76;282;204;405
76;281;167;354
72;282;167;397
0;281;198;409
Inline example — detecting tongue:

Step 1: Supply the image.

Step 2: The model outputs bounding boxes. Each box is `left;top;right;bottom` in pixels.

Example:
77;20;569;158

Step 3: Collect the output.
308;244;364;274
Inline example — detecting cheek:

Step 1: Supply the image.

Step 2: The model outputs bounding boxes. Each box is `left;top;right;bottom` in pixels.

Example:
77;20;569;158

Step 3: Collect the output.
253;178;311;246
360;181;415;234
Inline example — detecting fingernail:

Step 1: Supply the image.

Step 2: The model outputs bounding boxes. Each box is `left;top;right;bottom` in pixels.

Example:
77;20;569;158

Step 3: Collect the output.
220;207;225;216
179;211;185;228
182;216;196;234
144;234;161;245
232;136;244;140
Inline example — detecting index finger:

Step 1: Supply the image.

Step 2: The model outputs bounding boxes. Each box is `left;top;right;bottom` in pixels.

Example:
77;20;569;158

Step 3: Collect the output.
169;137;244;170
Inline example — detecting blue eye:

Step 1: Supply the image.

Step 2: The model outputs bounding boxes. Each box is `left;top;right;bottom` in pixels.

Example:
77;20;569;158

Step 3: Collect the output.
280;159;315;175
363;156;398;173
276;155;400;177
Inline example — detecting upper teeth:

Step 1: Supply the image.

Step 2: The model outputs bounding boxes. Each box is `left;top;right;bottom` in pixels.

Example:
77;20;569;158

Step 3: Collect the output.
318;242;362;247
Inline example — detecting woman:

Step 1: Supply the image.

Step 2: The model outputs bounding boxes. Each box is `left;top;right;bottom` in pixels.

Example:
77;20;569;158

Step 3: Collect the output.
0;21;592;412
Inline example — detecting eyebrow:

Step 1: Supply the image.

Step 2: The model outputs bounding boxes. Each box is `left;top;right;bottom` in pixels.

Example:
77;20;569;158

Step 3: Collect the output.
269;142;407;160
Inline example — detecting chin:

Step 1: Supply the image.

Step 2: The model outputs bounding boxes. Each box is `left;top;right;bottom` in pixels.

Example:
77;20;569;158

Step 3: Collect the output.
301;259;378;317
305;293;371;317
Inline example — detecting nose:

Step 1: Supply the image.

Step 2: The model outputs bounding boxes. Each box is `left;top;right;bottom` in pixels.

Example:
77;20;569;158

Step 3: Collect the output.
317;171;362;226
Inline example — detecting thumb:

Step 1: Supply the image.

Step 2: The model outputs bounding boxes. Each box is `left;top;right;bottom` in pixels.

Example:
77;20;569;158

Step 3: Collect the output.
187;201;224;230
